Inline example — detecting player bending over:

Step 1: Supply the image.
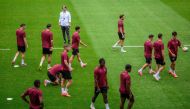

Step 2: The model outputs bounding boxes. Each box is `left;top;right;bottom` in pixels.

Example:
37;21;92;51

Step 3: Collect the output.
112;14;126;52
44;64;63;86
21;80;43;109
138;34;155;76
69;26;87;68
39;24;53;70
153;33;165;81
61;45;73;97
12;24;28;66
167;31;182;78
90;58;110;109
120;64;134;109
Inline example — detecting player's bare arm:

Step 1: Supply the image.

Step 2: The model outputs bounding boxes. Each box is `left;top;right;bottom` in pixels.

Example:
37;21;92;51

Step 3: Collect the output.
64;59;72;71
21;93;29;104
24;37;28;48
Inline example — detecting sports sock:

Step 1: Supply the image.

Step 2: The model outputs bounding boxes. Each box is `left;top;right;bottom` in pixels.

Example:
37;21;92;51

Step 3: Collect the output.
65;88;68;92
46;80;52;84
80;61;83;65
61;88;65;93
39;59;43;66
47;64;51;68
105;103;110;109
139;68;143;72
21;59;24;64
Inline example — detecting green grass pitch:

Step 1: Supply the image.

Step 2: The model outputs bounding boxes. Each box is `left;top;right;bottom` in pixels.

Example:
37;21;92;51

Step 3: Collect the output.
0;0;190;109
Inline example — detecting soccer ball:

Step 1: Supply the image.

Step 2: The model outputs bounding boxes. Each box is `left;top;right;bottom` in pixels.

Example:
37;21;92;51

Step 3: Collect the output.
182;47;188;52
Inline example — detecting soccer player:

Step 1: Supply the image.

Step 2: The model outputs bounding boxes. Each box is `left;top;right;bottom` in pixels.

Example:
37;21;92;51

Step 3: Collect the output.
44;64;63;86
69;26;87;68
112;14;126;52
21;80;43;109
138;34;154;76
12;24;28;66
167;31;182;78
59;5;71;44
39;24;53;70
153;33;165;81
119;64;134;109
90;58;110;109
61;45;73;97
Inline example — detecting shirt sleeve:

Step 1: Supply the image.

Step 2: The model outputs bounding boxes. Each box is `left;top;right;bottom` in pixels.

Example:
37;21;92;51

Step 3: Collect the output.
23;89;29;96
23;32;26;38
59;12;61;23
125;76;131;86
167;41;171;48
161;43;164;50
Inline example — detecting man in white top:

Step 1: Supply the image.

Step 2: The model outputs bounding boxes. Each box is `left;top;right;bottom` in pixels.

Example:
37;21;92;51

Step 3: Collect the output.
59;5;71;44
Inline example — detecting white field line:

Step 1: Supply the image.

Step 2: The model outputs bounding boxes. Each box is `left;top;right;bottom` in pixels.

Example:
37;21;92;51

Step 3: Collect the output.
184;45;190;47
114;45;144;48
0;48;10;51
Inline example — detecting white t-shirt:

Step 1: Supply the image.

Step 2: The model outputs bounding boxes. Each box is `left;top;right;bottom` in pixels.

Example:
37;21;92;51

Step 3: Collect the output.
59;11;71;26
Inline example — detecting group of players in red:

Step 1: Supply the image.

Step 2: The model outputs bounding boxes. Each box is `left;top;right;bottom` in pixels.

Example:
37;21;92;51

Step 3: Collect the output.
12;13;184;109
138;31;183;81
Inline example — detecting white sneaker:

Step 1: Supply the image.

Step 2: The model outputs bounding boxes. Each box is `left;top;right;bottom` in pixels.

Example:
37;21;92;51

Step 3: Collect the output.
90;104;95;109
47;66;51;70
153;74;160;81
81;63;87;68
21;63;27;66
121;49;126;53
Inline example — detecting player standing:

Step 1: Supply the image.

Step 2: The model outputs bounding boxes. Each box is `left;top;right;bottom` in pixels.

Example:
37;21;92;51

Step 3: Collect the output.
69;26;87;68
61;45;73;97
119;64;134;109
112;14;126;52
39;24;53;70
12;24;28;66
167;31;182;78
44;64;63;86
90;58;110;109
153;33;165;81
21;80;43;109
138;34;154;76
59;5;71;44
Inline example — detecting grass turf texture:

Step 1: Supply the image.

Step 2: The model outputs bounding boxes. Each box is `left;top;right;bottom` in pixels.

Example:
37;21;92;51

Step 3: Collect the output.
0;0;190;109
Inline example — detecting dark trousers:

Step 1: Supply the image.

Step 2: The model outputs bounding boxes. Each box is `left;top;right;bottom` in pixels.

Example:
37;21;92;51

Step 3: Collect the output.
61;26;70;43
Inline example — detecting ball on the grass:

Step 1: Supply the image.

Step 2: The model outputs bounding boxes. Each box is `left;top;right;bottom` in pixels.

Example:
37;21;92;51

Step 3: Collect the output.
182;47;188;52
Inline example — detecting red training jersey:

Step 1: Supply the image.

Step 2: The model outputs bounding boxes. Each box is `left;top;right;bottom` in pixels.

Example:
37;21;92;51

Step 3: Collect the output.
118;19;124;33
153;40;164;59
72;31;80;49
49;64;63;76
41;29;53;49
23;87;42;109
144;40;153;58
119;71;131;94
94;66;107;88
167;38;181;56
61;50;69;71
16;28;26;46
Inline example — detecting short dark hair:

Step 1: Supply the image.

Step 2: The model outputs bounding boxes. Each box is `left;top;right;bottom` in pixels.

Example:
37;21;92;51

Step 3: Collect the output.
20;24;26;27
149;34;154;38
158;33;162;39
47;24;51;28
62;5;67;9
34;80;40;88
125;64;131;70
75;26;80;31
99;58;105;64
172;31;177;36
119;14;124;19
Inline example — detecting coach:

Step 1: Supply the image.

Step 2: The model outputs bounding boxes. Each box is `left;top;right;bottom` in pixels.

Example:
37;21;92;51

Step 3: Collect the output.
59;5;71;44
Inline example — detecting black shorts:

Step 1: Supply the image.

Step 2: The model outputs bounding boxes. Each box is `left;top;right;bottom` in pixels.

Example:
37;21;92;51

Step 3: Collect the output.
118;32;125;40
169;56;177;62
94;87;108;94
72;48;79;55
17;46;26;53
120;93;130;99
145;57;152;64
47;72;56;82
155;58;165;65
43;48;52;55
61;70;72;80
